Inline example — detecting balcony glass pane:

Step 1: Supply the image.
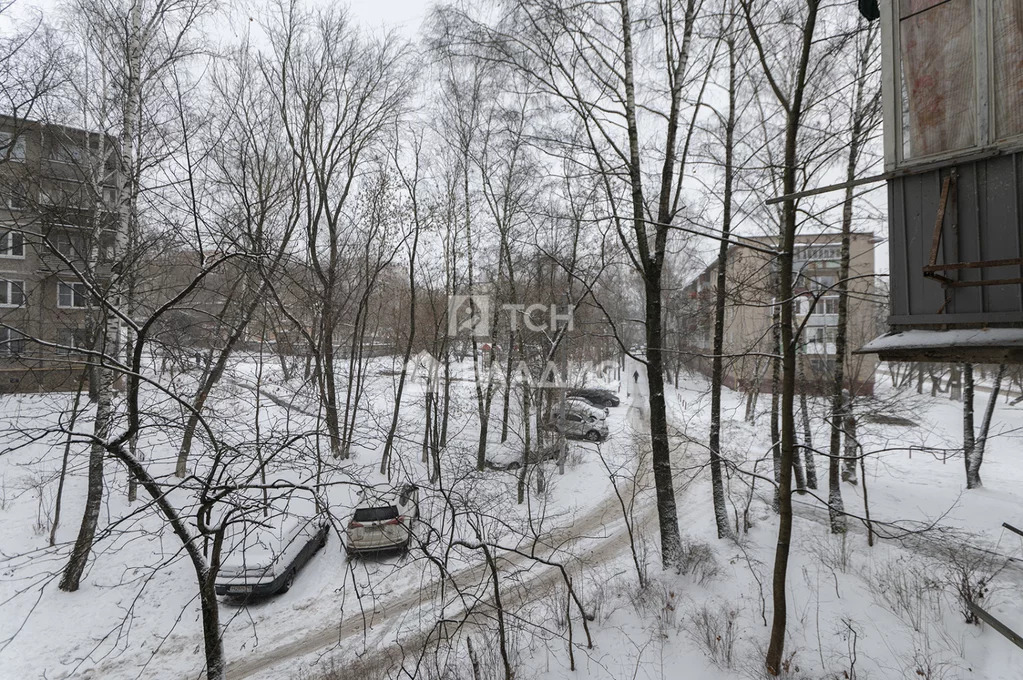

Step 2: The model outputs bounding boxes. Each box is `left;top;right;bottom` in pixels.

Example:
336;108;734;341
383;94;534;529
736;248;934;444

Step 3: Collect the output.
899;0;976;158
993;0;1023;140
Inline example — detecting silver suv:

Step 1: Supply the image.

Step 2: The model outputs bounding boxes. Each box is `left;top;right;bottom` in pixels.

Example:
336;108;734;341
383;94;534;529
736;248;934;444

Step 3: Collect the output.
547;412;609;442
344;484;420;556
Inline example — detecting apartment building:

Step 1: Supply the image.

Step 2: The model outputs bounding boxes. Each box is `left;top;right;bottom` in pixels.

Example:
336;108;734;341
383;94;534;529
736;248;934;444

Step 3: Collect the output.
0;115;119;393
679;232;880;396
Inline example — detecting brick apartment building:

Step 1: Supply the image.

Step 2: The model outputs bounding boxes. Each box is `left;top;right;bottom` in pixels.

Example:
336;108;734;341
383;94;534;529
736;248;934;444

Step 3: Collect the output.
679;232;881;397
0;115;119;393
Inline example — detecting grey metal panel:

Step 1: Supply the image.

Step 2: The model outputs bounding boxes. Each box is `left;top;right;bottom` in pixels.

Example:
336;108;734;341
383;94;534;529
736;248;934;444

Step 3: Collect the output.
899;169;945;316
888;149;1023;329
889;180;911;317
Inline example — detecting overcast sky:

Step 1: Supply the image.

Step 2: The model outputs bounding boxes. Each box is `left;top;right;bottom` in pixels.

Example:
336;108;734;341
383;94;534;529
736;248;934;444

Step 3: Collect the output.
6;0;431;38
345;0;429;35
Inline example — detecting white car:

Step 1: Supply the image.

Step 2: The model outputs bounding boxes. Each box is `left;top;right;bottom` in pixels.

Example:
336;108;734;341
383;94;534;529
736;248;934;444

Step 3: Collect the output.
345;484;420;555
215;508;329;598
563;397;609;420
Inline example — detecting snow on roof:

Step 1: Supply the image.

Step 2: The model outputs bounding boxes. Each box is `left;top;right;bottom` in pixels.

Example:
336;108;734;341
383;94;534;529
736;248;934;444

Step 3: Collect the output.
859;328;1023;359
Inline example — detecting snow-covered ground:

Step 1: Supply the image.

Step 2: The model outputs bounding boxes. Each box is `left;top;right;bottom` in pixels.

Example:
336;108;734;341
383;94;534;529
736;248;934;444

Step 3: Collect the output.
1;357;1021;679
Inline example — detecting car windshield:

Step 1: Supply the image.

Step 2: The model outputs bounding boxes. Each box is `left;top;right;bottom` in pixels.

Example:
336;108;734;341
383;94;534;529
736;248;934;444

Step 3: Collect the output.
353;506;399;522
221;522;280;567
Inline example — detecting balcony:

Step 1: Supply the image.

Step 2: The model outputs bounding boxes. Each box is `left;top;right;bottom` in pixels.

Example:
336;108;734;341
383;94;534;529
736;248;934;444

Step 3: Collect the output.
36;250;112;278
804;313;838;327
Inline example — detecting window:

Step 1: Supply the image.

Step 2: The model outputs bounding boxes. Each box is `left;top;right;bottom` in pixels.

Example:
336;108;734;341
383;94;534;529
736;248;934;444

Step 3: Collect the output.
57;328;90;354
0;280;25;307
5;190;27;211
993;0;1023;140
899;0;977;158
0;231;24;258
796;245;841;263
809;327;838;345
819;296;839;316
49;141;85;165
809;274;837;292
0;132;26;162
58;281;89;308
0;327;25;355
55;232;84;258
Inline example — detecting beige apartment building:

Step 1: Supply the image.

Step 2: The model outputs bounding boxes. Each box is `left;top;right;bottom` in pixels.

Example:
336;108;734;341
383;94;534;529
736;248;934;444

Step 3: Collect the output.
0;115;119;392
679;232;880;396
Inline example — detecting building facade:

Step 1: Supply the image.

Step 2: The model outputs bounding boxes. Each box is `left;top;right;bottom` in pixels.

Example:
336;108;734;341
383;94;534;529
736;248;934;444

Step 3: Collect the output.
679;232;880;397
0;116;119;392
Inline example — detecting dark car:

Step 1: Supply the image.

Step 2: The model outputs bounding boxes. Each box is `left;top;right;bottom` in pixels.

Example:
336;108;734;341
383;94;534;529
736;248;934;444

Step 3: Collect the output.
486;444;562;471
567;388;620;408
215;513;330;598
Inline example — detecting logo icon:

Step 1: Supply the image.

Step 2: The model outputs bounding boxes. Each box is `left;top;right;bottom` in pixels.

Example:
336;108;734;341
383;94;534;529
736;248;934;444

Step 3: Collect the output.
448;295;491;337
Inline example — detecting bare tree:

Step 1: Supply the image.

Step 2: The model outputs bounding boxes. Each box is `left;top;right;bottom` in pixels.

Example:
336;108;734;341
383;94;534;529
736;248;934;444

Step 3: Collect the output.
436;0;708;570
260;1;412;459
827;18;880;532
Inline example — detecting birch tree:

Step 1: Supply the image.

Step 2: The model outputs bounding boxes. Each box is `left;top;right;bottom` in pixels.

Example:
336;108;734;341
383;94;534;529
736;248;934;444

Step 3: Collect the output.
436;0;707;570
59;0;215;592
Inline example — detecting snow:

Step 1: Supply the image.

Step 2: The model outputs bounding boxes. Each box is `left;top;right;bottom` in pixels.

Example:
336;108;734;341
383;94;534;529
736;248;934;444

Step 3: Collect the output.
1;357;1022;679
862;327;1023;352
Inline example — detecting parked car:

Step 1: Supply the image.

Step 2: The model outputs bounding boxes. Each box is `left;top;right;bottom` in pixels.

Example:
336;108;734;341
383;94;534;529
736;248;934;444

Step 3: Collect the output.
486;444;561;471
215;510;330;598
567;388;621;408
546;412;609;442
563;397;609;419
345;484;420;556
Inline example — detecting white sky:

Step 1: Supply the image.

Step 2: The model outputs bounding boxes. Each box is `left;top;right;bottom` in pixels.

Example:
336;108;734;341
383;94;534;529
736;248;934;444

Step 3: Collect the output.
343;0;430;35
6;0;431;36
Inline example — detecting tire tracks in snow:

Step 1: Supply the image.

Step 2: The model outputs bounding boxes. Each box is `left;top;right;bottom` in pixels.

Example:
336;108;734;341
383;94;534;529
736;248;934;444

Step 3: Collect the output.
222;400;660;679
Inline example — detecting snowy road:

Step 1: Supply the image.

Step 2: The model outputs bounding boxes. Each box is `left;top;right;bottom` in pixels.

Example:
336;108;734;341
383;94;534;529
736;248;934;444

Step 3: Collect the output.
220;400;658;679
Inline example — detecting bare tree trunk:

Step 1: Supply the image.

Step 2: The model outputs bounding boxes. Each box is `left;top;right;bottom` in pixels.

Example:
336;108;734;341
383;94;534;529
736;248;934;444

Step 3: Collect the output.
962;363;976;486
500;331;514;442
380;194;422;475
58;405;107;591
798;370;817;488
61;0;141;589
842;410;859;484
770;297;781;512
50;377;87;547
176;299;258;477
969;363;1005;487
707;30;738;539
517;384;531;504
748;0;822;670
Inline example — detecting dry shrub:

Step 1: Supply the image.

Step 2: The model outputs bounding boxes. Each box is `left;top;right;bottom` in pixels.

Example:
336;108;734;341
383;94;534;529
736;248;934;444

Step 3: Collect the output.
870;556;943;632
678;539;718;584
688;603;739;668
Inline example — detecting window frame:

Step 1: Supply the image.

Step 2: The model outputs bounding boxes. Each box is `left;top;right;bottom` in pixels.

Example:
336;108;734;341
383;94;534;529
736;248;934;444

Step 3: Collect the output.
882;0;1023;170
0;279;26;308
0;327;25;355
0;231;25;259
0;132;26;162
57;328;90;355
57;281;90;309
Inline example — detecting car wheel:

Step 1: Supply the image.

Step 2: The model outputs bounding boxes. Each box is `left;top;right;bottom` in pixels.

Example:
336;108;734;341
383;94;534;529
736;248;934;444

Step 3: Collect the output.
585;430;601;442
279;569;295;594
